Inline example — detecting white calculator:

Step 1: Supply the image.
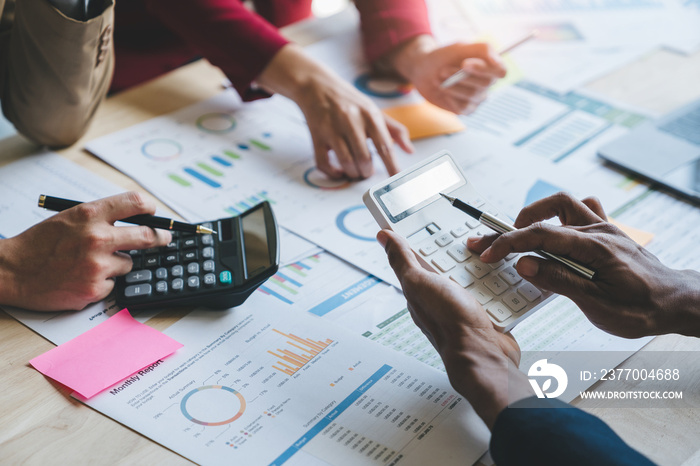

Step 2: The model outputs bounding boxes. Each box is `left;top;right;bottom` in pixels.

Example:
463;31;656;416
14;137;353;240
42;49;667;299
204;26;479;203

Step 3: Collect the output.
363;150;553;332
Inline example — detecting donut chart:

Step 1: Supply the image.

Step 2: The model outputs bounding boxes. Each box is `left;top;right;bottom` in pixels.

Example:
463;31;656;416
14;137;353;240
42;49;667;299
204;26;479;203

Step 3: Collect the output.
302;167;351;190
196;113;237;133
335;206;376;242
354;73;413;98
180;385;246;426
141;139;182;161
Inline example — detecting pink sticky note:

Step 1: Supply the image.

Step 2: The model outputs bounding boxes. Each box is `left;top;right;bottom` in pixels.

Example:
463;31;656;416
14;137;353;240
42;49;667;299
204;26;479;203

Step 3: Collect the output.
30;309;183;399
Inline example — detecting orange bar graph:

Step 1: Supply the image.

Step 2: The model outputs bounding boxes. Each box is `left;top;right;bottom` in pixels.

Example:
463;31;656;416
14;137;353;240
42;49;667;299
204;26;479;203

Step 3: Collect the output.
270;329;333;376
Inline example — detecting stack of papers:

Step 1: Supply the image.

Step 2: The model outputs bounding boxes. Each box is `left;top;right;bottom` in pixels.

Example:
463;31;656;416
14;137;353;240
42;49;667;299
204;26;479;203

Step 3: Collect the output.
4;8;700;465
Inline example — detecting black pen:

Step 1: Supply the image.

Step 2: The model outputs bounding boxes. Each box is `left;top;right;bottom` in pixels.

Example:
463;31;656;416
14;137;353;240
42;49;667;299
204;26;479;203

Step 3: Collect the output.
38;195;217;235
439;193;595;280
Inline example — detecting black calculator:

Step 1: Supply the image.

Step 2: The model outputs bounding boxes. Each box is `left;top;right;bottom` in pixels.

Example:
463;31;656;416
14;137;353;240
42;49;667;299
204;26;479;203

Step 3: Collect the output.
116;202;280;310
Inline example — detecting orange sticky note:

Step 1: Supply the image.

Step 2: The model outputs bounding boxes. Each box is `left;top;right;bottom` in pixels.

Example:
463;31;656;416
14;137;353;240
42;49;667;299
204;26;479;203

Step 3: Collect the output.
609;218;655;246
383;101;466;140
30;309;183;399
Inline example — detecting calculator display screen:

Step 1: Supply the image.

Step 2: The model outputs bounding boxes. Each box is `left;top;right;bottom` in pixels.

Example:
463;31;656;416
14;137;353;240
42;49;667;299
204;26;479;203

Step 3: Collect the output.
242;208;271;277
379;160;462;218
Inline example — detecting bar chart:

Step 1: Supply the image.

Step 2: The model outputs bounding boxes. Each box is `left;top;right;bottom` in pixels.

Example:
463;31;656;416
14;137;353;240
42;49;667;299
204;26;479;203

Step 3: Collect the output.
257;255;320;304
268;329;333;376
223;190;275;216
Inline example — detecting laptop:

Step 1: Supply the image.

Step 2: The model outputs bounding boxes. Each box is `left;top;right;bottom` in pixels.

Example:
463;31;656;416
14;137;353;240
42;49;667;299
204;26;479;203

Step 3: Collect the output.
598;98;700;204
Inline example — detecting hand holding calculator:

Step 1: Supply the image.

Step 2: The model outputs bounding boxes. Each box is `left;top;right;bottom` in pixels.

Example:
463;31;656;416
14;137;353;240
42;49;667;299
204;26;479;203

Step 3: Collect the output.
116;202;280;310
364;151;554;332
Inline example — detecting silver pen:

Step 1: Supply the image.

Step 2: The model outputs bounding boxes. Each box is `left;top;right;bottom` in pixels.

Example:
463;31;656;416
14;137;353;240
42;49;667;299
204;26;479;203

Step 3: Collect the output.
440;193;595;280
440;30;539;89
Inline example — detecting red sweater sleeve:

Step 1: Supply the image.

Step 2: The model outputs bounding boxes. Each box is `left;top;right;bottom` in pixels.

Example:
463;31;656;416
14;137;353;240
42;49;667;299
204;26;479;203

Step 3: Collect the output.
144;0;290;100
355;0;432;63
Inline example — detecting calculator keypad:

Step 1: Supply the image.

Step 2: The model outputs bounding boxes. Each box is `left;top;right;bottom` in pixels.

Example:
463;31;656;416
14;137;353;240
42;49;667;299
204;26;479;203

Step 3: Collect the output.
122;224;232;303
413;213;550;328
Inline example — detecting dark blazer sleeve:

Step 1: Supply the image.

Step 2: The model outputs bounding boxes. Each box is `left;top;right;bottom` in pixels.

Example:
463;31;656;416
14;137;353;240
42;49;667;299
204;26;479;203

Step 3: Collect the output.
490;396;656;466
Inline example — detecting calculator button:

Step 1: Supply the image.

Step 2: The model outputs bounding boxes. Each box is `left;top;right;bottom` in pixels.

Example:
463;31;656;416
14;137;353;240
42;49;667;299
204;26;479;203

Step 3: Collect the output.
145;247;160;254
183;238;197;249
486;302;512;323
488;259;506;269
465;260;489;279
128;250;140;256
171;278;184;292
474;226;491;237
483;276;508;296
155;281;168;294
219;271;232;284
124;284;152;298
202;247;214;259
449;269;475;288
506;253;518;261
187;262;200;275
163;253;179;265
447;244;470;263
183;250;199;262
468;195;486;208
419;243;438;256
171;265;184;277
435;233;453;247
465;217;480;229
125;270;152;284
165;241;179;250
203;260;215;272
204;273;216;287
201;235;214;246
145;256;159;268
450;225;469;238
503;292;527;312
187;276;200;289
432;256;456;273
470;284;493;305
155;267;168;280
499;267;522;285
517;283;542;302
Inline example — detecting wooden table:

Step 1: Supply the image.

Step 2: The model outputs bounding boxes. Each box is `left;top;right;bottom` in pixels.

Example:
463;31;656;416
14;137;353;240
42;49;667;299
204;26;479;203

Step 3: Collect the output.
1;6;699;465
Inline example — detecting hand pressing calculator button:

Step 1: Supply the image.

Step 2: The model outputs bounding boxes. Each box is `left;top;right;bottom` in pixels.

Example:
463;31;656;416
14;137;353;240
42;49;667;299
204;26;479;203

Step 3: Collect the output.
364;150;554;332
115;202;280;311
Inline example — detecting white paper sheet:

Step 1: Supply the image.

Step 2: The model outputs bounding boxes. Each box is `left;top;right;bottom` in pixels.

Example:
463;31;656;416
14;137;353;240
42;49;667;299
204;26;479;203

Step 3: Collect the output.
84;296;491;466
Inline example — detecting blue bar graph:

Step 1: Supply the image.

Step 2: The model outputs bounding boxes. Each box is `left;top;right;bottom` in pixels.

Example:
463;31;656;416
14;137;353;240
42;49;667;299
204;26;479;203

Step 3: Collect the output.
184;168;221;188
258;285;293;304
223;192;275;217
275;272;303;288
212;155;232;167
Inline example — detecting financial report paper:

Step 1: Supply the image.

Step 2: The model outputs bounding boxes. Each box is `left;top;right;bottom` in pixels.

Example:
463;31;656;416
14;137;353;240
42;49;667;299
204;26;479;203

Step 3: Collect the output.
84;296;490;466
